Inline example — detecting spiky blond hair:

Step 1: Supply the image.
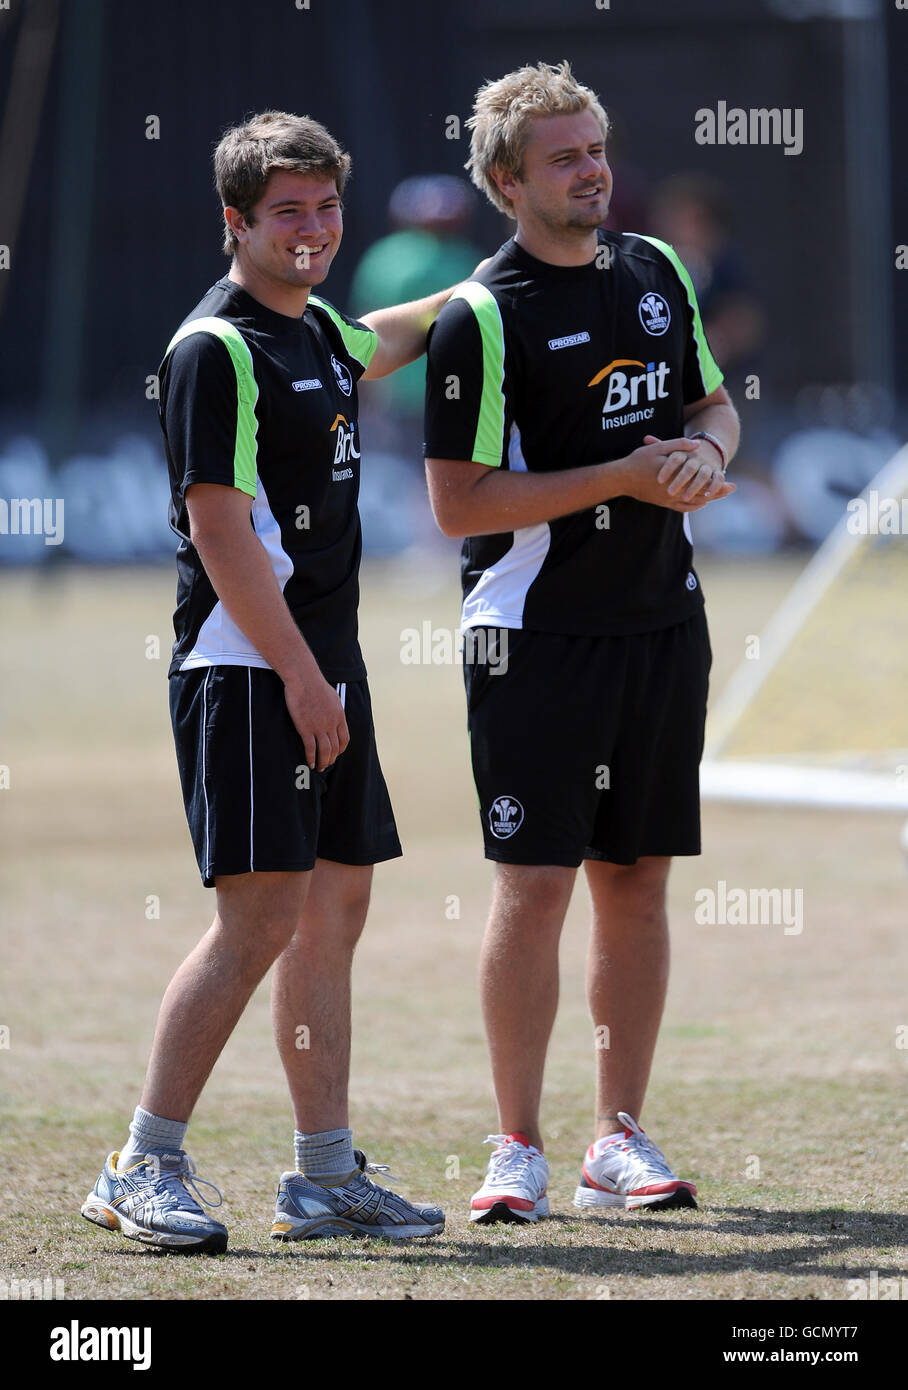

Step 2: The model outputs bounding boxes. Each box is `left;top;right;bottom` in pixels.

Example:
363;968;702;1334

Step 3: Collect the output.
465;60;609;218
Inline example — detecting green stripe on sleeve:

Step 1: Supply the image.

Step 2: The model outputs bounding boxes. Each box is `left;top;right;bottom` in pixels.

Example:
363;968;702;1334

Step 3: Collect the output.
165;317;259;497
307;295;378;370
637;234;724;397
448;281;506;466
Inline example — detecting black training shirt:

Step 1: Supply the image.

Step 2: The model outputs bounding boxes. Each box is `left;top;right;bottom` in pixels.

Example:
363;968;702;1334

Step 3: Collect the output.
159;276;376;681
424;231;724;636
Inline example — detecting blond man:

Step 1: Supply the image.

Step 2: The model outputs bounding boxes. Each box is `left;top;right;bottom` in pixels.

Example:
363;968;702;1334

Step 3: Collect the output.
424;63;739;1222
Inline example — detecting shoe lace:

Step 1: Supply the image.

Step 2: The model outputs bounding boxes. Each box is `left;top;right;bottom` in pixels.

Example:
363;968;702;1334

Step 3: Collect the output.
360;1159;396;1180
148;1152;224;1209
483;1134;538;1177
351;1151;404;1202
613;1112;673;1180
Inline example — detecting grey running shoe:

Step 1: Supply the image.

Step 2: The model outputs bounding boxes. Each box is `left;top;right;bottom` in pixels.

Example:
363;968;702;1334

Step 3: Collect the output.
81;1151;228;1253
271;1149;445;1240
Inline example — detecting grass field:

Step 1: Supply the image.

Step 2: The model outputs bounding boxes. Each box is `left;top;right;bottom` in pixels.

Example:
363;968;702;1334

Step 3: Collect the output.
2;554;907;1302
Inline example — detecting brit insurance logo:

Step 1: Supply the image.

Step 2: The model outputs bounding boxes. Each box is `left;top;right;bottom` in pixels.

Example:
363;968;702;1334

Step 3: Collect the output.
331;354;353;397
489;795;524;840
588;358;671;430
330;413;360;480
638;292;671;336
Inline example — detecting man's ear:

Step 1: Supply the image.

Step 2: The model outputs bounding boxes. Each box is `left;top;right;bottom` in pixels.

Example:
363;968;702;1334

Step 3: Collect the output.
224;205;250;243
490;165;520;205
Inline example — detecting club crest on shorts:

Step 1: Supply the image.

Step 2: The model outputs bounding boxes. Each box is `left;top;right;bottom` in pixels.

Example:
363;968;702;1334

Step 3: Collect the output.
489;795;524;840
331;354;353;397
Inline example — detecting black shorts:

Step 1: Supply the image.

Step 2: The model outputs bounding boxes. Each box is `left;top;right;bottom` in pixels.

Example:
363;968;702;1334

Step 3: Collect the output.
169;666;401;886
463;612;711;867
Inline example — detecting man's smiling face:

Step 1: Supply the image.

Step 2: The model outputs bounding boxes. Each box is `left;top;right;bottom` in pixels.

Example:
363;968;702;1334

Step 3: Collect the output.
229;168;344;293
503;110;612;239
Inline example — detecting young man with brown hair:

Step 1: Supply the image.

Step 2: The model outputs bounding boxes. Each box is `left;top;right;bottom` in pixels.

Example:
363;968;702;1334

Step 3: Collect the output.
81;111;452;1251
424;63;739;1223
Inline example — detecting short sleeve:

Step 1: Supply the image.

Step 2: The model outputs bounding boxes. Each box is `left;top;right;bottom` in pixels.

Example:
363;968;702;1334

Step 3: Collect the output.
159;323;259;499
638;235;724;404
679;271;724;404
306;295;377;381
424;287;507;466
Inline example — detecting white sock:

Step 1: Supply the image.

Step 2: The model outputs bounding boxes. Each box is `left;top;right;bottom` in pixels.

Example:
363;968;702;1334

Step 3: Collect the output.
117;1106;188;1172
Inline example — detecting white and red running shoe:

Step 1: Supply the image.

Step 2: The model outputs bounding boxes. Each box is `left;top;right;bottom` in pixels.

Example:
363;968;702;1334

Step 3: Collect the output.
574;1112;697;1212
469;1132;550;1224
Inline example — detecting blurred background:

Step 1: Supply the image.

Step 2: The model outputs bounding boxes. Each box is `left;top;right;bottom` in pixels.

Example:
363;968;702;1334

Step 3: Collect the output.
1;0;906;567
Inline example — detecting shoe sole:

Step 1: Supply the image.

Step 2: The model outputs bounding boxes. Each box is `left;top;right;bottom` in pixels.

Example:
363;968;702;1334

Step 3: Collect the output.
81;1199;228;1253
271;1217;445;1241
573;1184;698;1212
469;1196;550;1225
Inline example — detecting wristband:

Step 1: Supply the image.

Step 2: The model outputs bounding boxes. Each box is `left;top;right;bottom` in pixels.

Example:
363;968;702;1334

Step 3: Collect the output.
689;430;727;471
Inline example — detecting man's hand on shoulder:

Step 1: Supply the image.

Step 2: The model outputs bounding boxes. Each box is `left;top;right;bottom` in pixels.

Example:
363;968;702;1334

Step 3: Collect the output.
360;283;465;379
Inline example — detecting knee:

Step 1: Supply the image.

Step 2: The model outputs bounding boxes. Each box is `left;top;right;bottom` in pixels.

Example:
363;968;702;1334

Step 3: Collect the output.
492;864;575;927
333;883;372;945
214;912;299;973
294;881;372;953
597;857;670;917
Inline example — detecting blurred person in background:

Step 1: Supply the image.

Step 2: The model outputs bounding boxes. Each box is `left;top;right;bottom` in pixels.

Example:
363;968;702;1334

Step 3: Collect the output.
597;110;649;235
648;173;765;393
351;175;485;468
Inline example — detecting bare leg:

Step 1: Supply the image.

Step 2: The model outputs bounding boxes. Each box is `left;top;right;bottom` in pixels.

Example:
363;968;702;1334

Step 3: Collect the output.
584;857;671;1139
140;871;311;1121
270;859;372;1133
479;864;576;1151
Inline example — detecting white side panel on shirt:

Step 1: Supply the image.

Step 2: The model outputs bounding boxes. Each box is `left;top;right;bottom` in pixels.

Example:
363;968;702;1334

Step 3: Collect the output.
180;474;294;670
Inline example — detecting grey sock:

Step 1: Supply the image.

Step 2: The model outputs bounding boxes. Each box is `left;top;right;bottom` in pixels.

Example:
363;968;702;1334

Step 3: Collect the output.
294;1128;356;1186
117;1106;188;1172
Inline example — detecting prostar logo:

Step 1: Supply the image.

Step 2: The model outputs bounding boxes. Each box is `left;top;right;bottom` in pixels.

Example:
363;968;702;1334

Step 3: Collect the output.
588;357;671;424
548;330;591;351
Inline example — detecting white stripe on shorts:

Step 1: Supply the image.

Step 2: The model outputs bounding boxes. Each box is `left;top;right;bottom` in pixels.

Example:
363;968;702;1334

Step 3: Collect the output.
201;668;212;878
